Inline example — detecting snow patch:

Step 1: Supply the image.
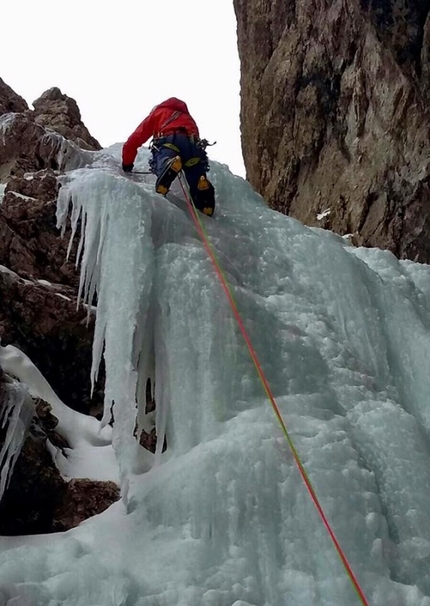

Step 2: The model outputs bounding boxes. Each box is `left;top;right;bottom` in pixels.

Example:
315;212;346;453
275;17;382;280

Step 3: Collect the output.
0;344;118;483
317;208;331;220
6;191;37;202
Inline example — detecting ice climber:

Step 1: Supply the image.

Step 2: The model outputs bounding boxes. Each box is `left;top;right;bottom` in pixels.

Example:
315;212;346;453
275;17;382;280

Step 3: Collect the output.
122;97;216;217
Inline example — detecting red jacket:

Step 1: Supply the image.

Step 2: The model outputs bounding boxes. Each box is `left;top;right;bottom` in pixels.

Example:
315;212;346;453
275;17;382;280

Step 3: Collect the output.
122;98;200;166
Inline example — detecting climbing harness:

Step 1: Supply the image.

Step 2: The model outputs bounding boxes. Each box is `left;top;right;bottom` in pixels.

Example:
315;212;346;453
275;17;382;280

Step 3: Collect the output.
149;133;214;177
156;142;201;168
176;172;370;606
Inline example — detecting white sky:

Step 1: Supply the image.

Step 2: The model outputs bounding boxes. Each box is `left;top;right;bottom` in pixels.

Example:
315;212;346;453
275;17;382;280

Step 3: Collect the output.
1;0;245;177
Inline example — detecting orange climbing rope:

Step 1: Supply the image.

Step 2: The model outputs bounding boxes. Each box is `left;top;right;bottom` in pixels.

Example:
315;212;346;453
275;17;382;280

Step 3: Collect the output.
177;173;370;606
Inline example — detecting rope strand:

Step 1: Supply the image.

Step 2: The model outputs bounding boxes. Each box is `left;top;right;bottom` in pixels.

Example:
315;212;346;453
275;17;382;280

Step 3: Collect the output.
177;173;370;606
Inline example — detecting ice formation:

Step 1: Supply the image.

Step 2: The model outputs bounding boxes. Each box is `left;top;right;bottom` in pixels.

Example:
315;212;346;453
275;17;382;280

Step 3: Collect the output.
0;142;429;605
0;375;33;501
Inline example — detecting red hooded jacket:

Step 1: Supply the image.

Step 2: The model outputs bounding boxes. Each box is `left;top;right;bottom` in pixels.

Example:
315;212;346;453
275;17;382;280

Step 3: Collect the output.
122;98;200;166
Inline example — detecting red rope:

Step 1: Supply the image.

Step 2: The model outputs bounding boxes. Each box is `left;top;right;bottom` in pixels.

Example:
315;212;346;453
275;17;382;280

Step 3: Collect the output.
177;175;370;606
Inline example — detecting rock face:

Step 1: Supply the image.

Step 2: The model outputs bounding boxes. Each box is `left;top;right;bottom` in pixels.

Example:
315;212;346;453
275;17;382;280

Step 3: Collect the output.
0;271;102;416
0;79;114;534
0;170;79;285
52;478;120;533
0;384;119;536
0;168;104;415
233;0;430;262
0;83;98;183
33;87;102;151
0;78;28;114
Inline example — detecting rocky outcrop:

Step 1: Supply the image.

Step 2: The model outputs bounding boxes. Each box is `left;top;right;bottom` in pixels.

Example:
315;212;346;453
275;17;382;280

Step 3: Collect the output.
0;78;28;115
0;166;105;415
52;478;120;533
33;87;102;151
0;112;92;183
233;0;430;262
0;81;97;183
0;79;114;534
0;382;119;536
0;79;100;156
0;271;103;416
0;169;78;285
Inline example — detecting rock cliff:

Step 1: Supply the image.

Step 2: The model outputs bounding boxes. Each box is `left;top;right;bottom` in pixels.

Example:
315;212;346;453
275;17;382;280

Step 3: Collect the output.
0;80;116;534
233;0;430;262
33;87;102;152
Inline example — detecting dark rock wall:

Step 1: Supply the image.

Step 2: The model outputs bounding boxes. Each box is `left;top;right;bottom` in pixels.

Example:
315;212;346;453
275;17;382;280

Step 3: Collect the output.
0;78;28;114
0;168;103;415
0;391;119;536
0;79;115;534
32;87;102;151
233;0;430;262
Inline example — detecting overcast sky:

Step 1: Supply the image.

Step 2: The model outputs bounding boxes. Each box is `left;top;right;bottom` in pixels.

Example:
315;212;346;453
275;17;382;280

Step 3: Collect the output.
1;0;245;176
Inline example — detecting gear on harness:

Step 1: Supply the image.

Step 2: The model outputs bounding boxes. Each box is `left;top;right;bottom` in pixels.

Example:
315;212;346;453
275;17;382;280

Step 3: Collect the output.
197;138;217;150
150;137;216;154
149;134;212;175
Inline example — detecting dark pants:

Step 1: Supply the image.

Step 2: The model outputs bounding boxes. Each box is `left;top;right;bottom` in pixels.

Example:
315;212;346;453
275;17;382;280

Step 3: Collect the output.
150;132;210;199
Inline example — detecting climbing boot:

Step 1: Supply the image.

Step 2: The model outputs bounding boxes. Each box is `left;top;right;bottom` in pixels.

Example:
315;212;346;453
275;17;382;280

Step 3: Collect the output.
194;176;215;217
155;156;182;195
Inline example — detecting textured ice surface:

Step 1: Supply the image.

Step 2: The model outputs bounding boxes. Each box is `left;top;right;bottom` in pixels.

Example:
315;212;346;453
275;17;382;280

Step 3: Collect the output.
1;143;430;605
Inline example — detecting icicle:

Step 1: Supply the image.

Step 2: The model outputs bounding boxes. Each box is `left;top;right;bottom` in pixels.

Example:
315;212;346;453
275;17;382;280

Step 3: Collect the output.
0;375;34;501
40;132;92;172
55;168;156;490
66;198;82;260
0;113;18;145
